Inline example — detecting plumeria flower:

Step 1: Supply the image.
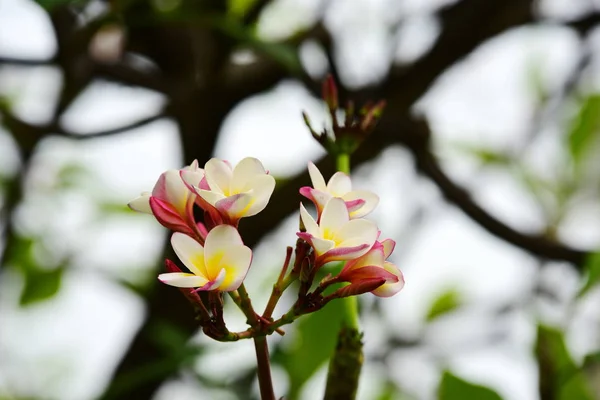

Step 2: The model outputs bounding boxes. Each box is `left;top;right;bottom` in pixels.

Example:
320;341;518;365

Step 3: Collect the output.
158;225;252;291
297;197;378;266
189;157;276;224
129;160;204;238
338;239;405;297
299;162;379;219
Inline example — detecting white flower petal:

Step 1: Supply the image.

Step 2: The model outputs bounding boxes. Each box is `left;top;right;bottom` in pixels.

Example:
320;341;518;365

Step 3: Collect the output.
198;189;226;207
204;158;232;195
310;237;336;256
372;262;405;297
204;225;244;263
347;247;384;270
334;219;378;247
381;239;396;259
128;193;152;214
216;194;252;219
181;169;205;188
215;245;252;291
308;162;327;191
243;175;276;217
300;203;320;236
343;190;379;218
171;233;206;277
320;198;349;233
327;172;352;196
231;157;267;193
163;170;189;212
158;272;209;288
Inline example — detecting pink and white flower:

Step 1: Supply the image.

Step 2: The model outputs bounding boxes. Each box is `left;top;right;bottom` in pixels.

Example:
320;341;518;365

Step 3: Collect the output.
297;197;378;266
190;157;276;224
338;239;404;297
128;160;204;237
300;162;379;219
158;225;252;291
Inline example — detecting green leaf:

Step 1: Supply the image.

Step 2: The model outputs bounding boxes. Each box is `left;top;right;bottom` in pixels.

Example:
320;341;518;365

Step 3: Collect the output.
273;296;346;398
227;0;259;18
536;325;594;400
453;143;512;166
20;265;64;306
438;371;502;400
34;0;86;10
577;251;600;298
568;94;600;166
426;289;461;322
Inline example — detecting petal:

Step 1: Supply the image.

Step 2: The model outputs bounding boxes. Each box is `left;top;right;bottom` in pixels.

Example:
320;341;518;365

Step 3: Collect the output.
171;232;207;277
344;198;366;214
343;246;385;272
198;189;226;207
380;239;396;259
334;278;386;298
215;245;253;291
300;187;331;213
343;190;379;218
243;175;276;217
149;197;194;235
340;265;398;283
231;157;267;193
158;272;209;288
327;172;352;196
320;198;349;234
320;243;371;262
334;219;378;248
181;168;205;189
309;236;336;256
153;170;189;214
204;158;232;195
299;203;320;237
128;193;152;214
308;162;327;191
372;262;405;297
215;193;252;219
204;225;244;262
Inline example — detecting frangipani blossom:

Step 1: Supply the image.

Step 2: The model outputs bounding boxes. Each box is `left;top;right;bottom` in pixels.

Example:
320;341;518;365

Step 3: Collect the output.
158;225;252;291
339;239;405;297
191;157;276;224
128;160;204;237
297;197;378;265
300;162;379;219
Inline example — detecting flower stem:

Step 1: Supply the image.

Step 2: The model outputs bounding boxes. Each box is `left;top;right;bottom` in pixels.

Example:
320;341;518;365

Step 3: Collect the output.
336;153;351;174
253;336;276;400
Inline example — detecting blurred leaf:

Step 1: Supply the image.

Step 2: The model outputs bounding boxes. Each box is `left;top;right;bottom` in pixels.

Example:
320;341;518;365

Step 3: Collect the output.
426;289;461;322
20;265;65;306
578;252;600;298
273;296;346;398
98;201;135;215
568;94;600;166
438;371;502;400
536;325;594;400
56;163;91;189
454;143;512;166
227;0;259;18
34;0;86;10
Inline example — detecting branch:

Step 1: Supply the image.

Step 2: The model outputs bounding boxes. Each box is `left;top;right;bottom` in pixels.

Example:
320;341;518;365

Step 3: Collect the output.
0;56;54;66
395;117;588;267
57;112;168;139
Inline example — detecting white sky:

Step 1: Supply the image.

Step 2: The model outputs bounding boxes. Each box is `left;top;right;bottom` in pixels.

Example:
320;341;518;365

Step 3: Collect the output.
1;0;600;399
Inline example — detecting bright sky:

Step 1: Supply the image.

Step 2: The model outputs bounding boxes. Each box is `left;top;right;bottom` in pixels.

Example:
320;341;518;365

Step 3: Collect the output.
1;0;600;399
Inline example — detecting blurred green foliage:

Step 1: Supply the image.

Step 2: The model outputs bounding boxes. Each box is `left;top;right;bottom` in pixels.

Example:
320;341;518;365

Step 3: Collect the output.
438;371;502;400
426;289;462;322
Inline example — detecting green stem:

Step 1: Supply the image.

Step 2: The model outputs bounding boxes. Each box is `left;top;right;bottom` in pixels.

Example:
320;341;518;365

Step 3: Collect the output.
336;153;350;174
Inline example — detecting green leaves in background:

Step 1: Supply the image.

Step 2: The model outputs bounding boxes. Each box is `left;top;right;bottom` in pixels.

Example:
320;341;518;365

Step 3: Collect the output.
536;325;594;400
7;236;64;306
34;0;86;11
426;289;461;322
272;297;346;398
227;0;259;19
438;371;502;400
578;251;600;298
568;94;600;167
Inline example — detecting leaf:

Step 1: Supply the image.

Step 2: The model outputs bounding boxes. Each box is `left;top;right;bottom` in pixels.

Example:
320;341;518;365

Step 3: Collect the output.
577;251;600;298
272;296;346;398
453;143;512;166
568;94;600;166
536;325;594;400
20;265;65;306
438;371;502;400
426;289;461;322
227;0;259;18
34;0;86;10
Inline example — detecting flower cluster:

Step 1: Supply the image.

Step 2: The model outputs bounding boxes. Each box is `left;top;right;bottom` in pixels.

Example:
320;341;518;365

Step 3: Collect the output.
128;157;404;340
